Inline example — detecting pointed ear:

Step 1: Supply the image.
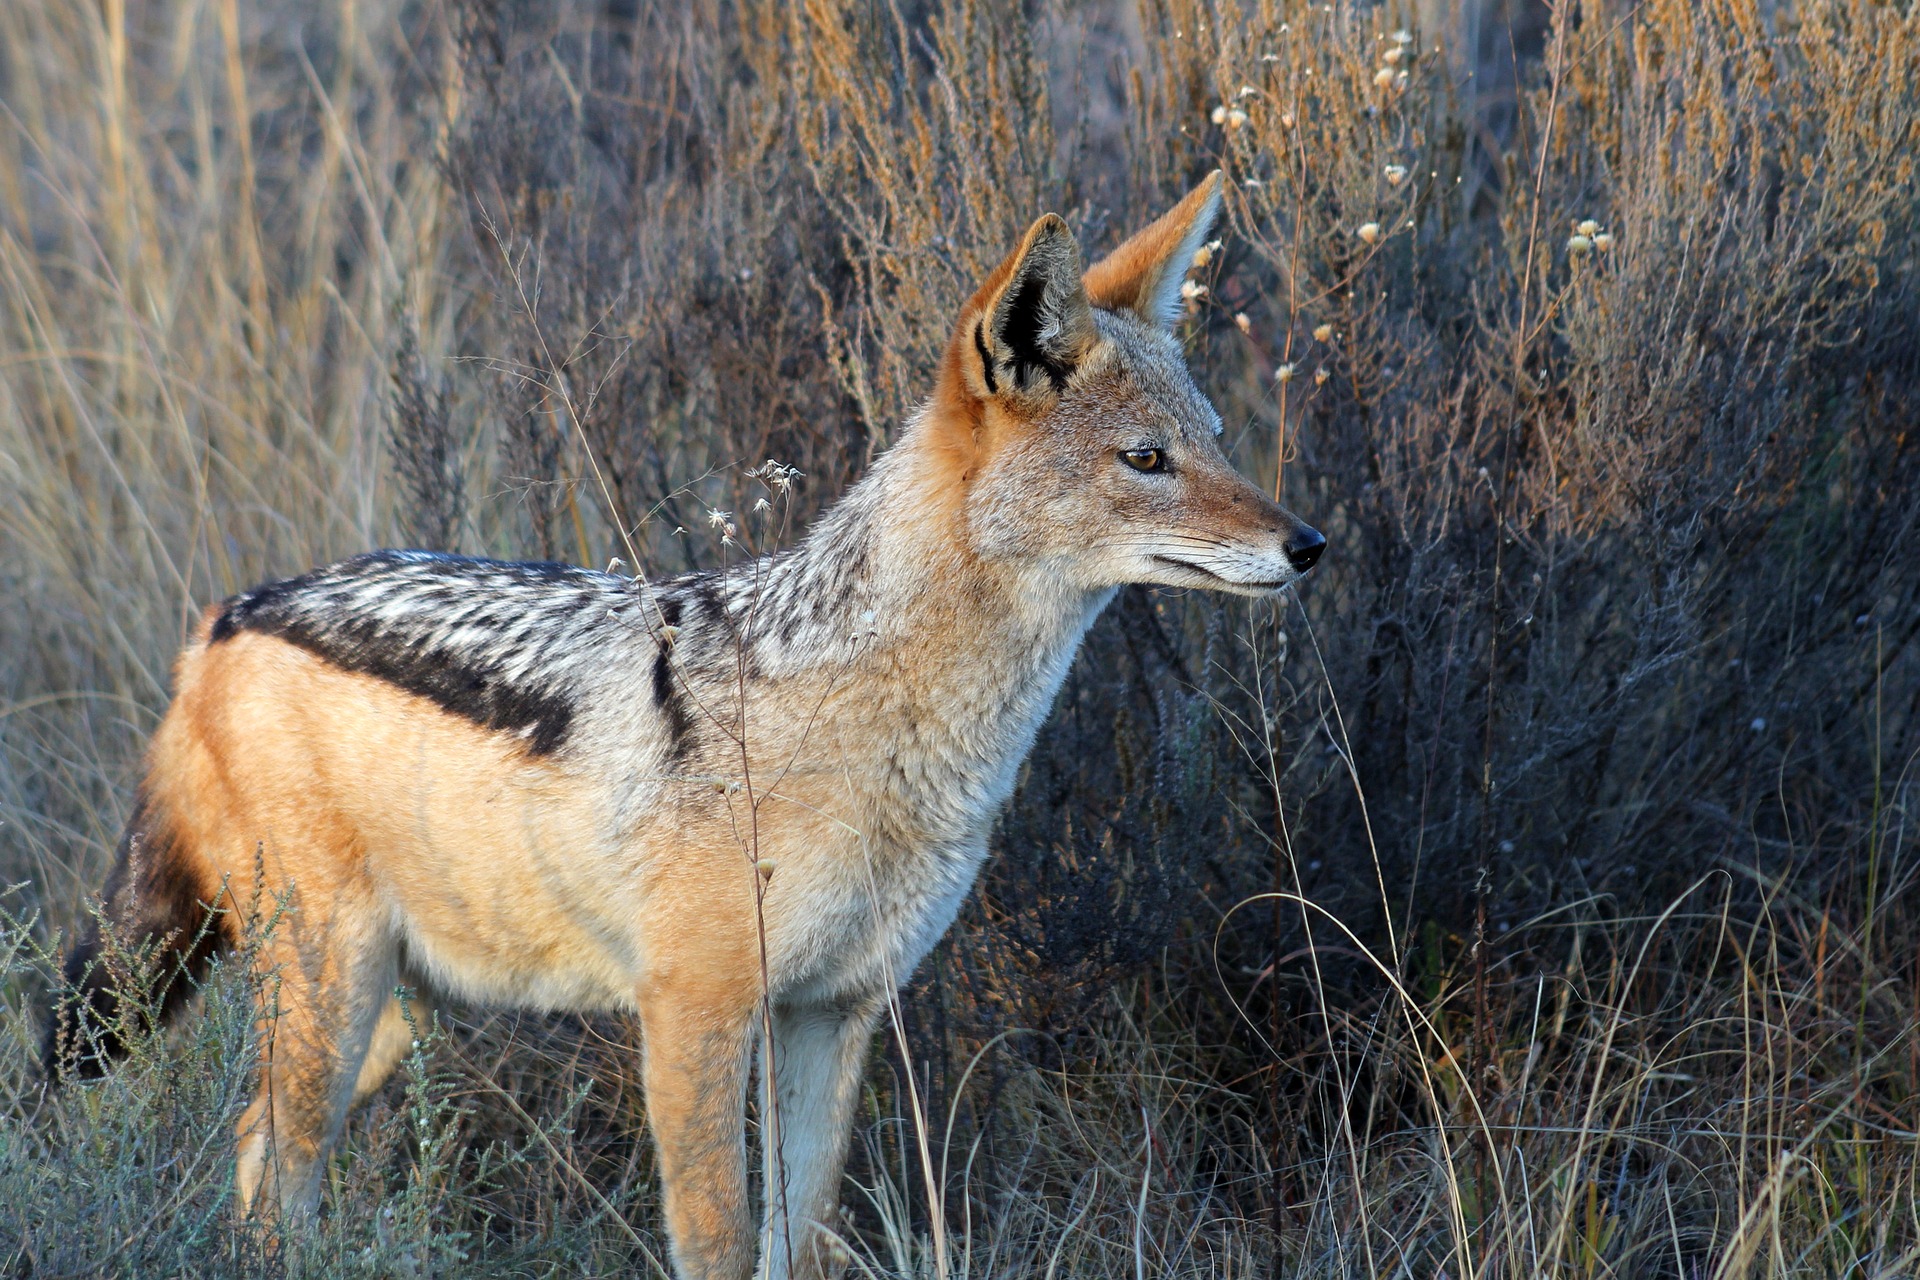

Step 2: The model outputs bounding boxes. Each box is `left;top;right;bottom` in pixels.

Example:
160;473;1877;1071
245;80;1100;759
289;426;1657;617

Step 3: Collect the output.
1082;171;1224;329
950;213;1098;405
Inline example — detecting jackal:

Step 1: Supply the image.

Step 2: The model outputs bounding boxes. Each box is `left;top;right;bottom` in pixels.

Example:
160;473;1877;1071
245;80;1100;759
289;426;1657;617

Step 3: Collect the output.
49;172;1323;1280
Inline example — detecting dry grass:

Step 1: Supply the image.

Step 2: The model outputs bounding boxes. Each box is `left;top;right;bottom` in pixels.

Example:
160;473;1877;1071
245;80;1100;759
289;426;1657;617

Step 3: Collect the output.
2;0;1918;1275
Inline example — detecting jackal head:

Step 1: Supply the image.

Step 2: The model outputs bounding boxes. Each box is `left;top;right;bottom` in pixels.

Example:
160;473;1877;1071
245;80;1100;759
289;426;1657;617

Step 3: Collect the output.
929;171;1324;597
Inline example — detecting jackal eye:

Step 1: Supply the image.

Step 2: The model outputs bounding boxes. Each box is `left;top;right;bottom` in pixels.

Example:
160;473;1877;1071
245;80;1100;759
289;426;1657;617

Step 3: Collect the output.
1120;448;1165;473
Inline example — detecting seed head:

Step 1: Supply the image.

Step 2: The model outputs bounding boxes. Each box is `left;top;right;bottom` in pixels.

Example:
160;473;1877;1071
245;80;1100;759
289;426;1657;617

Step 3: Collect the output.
1191;244;1213;268
756;858;777;880
1313;323;1334;342
1372;67;1396;90
1234;312;1252;334
1180;279;1208;300
1576;218;1601;237
1392;28;1414;44
1593;232;1614;252
1382;46;1404;65
706;507;731;529
1226;108;1249;130
1384;164;1407;186
1275;363;1296;384
1279;111;1296;128
1567;233;1593;259
1211;104;1229;125
1313;366;1331;385
1357;222;1382;245
1238;84;1259;98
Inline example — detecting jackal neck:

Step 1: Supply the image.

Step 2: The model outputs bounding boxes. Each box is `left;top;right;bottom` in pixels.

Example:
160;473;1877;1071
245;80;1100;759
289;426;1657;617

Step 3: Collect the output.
752;430;1112;761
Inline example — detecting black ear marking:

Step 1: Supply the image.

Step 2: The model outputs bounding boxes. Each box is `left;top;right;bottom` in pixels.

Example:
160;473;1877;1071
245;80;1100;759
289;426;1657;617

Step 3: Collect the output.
999;272;1072;392
973;321;999;395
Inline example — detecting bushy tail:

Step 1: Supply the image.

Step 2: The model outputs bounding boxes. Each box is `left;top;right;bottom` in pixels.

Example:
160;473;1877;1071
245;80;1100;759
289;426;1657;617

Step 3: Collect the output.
44;789;235;1080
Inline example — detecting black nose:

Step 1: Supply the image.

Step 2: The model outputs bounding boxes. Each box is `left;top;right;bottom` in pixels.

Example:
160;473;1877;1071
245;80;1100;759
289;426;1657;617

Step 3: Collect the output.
1284;525;1326;573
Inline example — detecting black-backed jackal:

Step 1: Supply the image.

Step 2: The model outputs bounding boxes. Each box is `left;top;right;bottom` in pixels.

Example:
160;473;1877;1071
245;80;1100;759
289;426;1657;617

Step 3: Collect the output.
48;173;1324;1280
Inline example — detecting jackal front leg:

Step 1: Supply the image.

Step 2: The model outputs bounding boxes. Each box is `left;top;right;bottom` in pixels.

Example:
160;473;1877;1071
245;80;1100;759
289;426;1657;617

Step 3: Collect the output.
759;994;885;1280
640;983;758;1280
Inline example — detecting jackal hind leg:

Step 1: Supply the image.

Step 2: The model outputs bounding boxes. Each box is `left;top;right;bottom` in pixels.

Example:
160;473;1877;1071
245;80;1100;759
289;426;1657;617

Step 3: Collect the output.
759;994;886;1280
349;982;435;1106
234;883;396;1221
639;982;759;1280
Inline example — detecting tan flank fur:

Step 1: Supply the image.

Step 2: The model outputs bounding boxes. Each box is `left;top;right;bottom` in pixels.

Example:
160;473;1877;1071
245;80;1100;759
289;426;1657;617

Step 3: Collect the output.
50;172;1324;1280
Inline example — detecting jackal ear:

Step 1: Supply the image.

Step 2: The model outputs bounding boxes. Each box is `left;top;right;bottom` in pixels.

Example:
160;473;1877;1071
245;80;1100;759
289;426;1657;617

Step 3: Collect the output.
958;213;1097;402
1082;171;1224;330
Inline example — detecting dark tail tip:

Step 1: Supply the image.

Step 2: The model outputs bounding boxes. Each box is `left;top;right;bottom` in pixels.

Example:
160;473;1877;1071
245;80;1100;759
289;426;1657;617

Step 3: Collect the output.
44;794;234;1083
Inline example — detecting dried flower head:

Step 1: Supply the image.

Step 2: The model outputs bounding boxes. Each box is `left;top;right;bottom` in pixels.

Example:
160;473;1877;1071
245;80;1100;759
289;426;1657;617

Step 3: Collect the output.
1275;363;1296;384
1226;108;1248;130
1373;67;1396;90
1313;366;1331;385
1593;232;1614;252
1357;222;1383;245
1567;234;1593;259
1313;323;1335;342
1279;111;1296;128
1384;164;1407;186
1180;279;1208;300
1382;46;1404;65
1393;28;1413;44
1211;105;1229;125
706;507;731;529
1234;312;1252;334
1577;218;1601;237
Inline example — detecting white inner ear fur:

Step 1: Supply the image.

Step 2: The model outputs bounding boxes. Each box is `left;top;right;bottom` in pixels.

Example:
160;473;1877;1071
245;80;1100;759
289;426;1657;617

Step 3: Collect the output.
1140;186;1224;330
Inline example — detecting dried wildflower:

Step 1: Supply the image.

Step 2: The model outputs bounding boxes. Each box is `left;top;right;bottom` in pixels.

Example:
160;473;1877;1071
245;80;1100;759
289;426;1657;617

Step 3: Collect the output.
1275;363;1296;384
1226;108;1248;130
1392;27;1413;44
1313;323;1334;342
1243;177;1265;189
1384;164;1407;186
706;507;731;529
752;497;771;515
1567;233;1593;259
1234;312;1252;334
1357;222;1382;245
1260;52;1279;62
1191;244;1213;268
1279;111;1295;128
1593;232;1614;252
656;624;681;646
1395;70;1409;88
1373;67;1396;90
1382;46;1404;65
1238;84;1259;98
1211;105;1229;125
1180;279;1208;300
1577;218;1601;237
1314;366;1331;385
756;858;777;880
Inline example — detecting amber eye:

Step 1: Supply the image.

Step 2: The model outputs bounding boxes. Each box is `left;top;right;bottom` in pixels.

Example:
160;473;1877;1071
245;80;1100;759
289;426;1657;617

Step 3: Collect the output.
1120;448;1165;473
